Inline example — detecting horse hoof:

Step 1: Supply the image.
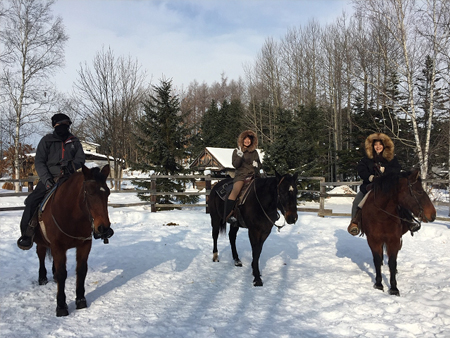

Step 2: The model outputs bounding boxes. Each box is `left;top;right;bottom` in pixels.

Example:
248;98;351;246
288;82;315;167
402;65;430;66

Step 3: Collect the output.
212;253;219;262
234;259;242;267
389;289;400;296
56;305;69;317
38;277;48;285
253;280;263;287
76;297;87;309
373;283;384;291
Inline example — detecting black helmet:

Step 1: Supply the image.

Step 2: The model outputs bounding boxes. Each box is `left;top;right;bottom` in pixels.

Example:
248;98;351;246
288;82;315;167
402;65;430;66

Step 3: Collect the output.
51;113;72;127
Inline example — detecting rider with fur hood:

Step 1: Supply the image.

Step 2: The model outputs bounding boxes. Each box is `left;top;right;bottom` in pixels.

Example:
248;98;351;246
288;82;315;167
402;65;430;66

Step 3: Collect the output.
348;132;401;236
226;130;262;224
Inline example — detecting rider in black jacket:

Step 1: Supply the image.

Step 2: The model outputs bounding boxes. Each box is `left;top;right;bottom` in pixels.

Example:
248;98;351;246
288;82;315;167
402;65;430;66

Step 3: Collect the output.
17;113;85;250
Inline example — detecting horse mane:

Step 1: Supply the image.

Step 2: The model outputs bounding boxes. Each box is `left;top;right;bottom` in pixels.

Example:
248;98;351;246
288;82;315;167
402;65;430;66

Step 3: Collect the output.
372;170;412;195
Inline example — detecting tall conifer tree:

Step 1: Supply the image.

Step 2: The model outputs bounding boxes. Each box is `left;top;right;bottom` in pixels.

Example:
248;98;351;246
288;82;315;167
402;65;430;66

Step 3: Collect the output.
134;79;197;204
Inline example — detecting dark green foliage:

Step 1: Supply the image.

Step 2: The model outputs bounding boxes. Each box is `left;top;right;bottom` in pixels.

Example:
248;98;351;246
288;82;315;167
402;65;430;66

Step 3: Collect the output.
263;105;328;177
199;99;245;149
133;79;198;204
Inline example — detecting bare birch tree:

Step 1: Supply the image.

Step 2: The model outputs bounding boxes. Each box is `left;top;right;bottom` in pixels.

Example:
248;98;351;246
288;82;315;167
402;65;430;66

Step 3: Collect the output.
352;0;448;180
73;47;147;188
0;0;67;191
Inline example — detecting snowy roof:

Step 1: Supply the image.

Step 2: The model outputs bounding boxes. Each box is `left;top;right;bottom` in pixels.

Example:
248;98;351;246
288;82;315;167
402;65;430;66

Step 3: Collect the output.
189;147;264;170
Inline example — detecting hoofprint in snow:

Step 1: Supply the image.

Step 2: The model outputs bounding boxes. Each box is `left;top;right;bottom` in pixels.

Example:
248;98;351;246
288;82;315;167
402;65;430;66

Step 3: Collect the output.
0;184;449;338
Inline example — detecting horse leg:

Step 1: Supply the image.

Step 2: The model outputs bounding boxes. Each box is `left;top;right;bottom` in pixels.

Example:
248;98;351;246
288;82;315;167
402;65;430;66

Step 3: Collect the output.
387;239;401;296
249;230;269;287
36;244;48;285
75;242;92;309
228;226;242;267
212;220;220;262
52;248;69;317
368;239;384;292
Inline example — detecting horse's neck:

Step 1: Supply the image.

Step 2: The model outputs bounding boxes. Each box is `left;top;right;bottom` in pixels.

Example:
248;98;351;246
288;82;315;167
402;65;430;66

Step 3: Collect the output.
372;189;398;214
254;177;277;205
56;174;85;212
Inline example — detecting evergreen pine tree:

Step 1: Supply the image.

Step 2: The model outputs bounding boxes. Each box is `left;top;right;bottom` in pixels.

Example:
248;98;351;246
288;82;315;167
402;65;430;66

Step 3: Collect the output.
133;79;198;205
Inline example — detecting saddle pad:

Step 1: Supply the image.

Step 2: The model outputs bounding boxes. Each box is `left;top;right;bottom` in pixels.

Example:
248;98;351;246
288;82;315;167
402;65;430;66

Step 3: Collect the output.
39;184;58;213
39;220;51;244
216;181;233;201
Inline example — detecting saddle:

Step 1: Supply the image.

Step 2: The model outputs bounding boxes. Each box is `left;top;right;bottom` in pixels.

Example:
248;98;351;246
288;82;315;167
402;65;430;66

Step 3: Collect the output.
37;175;70;244
216;177;255;227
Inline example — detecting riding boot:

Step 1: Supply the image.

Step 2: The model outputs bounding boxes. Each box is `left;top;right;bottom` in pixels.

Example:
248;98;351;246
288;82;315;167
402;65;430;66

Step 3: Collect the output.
17;216;38;250
226;199;237;224
347;208;361;236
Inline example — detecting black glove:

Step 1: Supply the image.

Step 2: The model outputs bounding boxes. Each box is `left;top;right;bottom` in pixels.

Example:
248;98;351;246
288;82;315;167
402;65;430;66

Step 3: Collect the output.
45;179;55;190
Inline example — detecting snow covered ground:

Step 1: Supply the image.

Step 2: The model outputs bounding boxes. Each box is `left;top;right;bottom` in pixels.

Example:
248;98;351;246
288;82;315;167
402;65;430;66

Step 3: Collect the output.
0;184;449;338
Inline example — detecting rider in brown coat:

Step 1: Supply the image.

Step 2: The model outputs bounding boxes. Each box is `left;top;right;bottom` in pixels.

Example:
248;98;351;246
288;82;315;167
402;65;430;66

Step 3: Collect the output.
226;130;262;224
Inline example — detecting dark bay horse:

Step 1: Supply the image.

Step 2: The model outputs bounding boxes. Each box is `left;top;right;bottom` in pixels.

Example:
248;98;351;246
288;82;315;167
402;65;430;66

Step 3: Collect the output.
209;172;298;286
360;169;436;296
33;165;113;316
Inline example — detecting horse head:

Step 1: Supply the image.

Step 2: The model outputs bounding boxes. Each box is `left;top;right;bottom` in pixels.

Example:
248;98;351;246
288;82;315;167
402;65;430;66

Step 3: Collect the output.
81;164;114;242
276;171;299;224
399;169;436;223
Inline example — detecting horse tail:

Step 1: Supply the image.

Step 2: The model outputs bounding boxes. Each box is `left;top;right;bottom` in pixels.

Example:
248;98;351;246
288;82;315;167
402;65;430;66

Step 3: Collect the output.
219;220;227;234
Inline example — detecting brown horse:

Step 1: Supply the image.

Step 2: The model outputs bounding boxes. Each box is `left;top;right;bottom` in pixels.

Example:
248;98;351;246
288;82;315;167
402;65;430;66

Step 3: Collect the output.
360;169;436;296
33;164;113;316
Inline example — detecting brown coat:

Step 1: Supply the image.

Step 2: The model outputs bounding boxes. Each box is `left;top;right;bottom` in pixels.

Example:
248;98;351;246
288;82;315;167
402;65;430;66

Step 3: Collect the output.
232;130;262;182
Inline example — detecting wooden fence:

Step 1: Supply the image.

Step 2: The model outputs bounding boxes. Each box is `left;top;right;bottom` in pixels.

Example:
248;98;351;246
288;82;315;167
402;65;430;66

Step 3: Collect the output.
1;175;449;220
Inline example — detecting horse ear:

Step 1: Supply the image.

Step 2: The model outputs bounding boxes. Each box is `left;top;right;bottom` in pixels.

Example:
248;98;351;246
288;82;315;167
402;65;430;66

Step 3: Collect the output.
101;164;110;178
412;169;420;180
81;164;90;178
293;172;298;181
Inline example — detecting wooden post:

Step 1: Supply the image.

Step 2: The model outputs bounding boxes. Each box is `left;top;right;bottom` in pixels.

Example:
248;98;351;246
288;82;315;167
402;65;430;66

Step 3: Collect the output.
150;177;156;212
28;173;34;192
318;177;326;217
205;174;211;214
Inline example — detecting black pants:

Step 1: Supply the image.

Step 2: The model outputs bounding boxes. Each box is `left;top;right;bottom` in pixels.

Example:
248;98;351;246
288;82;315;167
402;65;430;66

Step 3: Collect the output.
20;181;47;235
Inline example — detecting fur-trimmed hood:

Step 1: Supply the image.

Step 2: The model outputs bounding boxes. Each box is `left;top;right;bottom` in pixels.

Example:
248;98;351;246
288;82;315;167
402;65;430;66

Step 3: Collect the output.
364;132;395;161
237;130;258;152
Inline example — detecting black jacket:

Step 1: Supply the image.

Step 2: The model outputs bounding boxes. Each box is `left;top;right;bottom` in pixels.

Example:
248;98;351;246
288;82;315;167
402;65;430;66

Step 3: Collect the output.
35;132;85;185
357;132;401;194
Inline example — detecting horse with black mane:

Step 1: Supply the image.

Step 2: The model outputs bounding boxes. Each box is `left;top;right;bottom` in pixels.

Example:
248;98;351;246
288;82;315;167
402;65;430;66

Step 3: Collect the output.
360;169;436;296
209;172;298;286
32;164;113;316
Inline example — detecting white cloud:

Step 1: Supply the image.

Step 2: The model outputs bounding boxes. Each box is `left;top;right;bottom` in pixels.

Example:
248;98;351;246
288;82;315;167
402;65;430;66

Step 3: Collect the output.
52;0;353;93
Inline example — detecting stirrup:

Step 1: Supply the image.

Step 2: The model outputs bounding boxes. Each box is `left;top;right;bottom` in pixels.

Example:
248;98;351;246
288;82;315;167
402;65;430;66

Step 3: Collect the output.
227;215;237;224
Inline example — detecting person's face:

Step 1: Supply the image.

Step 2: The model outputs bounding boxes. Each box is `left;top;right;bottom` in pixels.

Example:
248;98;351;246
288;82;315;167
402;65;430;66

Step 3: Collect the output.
374;141;384;154
243;137;251;147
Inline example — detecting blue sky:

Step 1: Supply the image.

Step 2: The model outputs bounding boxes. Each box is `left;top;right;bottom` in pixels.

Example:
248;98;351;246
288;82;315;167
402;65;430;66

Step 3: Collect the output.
52;0;354;93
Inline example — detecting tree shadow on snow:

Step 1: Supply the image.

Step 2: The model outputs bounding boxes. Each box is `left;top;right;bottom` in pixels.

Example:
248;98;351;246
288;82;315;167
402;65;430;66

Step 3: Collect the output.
85;228;198;304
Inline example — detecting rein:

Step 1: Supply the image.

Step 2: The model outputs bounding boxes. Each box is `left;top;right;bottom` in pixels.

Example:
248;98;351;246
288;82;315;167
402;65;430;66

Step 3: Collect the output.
49;179;95;241
253;176;285;231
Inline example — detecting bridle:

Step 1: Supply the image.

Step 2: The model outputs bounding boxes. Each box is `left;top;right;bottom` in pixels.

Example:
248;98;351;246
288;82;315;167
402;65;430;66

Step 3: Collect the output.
253;176;289;231
49;179;96;241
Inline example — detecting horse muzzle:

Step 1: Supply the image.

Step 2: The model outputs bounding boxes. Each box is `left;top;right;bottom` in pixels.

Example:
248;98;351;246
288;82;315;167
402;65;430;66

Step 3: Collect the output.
285;212;298;225
93;225;114;244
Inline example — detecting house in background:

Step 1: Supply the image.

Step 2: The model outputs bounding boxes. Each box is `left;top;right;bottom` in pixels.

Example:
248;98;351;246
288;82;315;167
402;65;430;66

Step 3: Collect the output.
189;147;264;178
80;141;120;178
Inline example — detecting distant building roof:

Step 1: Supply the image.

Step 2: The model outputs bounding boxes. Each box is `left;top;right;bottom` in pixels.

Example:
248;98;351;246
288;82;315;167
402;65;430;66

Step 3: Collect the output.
189;147;264;171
